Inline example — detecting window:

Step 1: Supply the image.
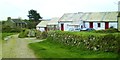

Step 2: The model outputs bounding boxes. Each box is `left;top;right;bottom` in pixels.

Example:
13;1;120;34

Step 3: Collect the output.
98;23;101;27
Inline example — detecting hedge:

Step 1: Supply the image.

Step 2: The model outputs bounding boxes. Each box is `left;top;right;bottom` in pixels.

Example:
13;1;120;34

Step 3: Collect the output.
47;31;120;53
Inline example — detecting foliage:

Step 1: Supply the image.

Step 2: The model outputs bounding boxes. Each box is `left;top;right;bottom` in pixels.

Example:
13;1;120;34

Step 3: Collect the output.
23;19;41;29
2;25;22;33
36;31;48;39
2;33;16;40
29;40;118;58
41;31;48;39
28;9;42;20
18;29;29;38
95;28;119;33
47;31;120;53
36;30;42;39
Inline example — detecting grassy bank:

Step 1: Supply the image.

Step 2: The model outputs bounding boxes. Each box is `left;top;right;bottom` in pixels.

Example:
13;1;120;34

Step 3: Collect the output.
29;40;118;58
2;33;16;40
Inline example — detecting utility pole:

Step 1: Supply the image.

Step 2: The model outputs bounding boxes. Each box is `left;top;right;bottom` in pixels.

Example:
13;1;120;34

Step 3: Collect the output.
118;1;120;31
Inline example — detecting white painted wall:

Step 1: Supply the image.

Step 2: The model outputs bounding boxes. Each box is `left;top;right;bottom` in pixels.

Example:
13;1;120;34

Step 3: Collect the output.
109;22;117;29
59;21;72;31
36;27;45;32
84;22;89;28
84;21;117;30
59;21;117;31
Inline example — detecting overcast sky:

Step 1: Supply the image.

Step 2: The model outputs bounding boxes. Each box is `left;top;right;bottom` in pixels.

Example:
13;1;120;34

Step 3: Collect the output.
0;0;119;20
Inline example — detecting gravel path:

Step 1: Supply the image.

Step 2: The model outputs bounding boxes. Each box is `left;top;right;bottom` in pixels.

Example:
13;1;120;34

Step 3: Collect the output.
2;34;42;58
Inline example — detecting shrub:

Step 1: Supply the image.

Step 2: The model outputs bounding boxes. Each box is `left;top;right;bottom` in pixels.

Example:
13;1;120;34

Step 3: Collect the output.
2;26;22;33
41;31;48;39
95;28;118;33
36;30;42;39
105;28;118;33
36;31;48;39
47;31;120;53
18;29;29;38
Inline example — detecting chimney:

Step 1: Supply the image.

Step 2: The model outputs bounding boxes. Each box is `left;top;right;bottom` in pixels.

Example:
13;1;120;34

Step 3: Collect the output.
7;17;11;20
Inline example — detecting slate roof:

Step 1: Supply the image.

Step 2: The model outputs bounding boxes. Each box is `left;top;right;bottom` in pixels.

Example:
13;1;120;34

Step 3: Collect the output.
11;19;27;24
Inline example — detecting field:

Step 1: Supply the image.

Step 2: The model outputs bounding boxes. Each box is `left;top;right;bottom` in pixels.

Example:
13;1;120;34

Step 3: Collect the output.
29;40;118;58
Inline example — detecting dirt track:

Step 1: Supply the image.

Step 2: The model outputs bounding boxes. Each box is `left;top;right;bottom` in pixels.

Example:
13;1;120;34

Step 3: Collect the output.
2;34;42;58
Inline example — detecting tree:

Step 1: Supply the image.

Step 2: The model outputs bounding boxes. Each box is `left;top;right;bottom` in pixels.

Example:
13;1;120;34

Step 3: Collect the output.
28;9;42;20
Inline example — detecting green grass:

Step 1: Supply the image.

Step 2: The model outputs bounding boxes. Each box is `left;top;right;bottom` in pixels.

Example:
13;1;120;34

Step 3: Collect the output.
2;32;16;40
29;40;118;58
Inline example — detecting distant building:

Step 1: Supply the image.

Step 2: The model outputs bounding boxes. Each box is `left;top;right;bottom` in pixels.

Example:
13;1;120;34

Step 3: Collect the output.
36;12;119;32
36;20;49;32
58;13;82;31
5;17;27;28
36;17;59;31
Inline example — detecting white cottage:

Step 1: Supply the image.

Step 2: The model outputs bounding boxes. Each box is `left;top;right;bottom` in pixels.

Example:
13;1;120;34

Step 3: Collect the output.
36;20;49;32
36;17;59;31
59;11;118;31
58;13;83;31
47;17;59;31
82;12;118;30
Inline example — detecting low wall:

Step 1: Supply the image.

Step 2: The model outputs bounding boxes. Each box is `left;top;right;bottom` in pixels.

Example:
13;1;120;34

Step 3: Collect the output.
47;31;120;53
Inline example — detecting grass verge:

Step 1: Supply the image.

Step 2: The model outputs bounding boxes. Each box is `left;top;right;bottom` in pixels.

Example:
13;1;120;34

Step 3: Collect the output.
29;40;118;58
2;33;16;40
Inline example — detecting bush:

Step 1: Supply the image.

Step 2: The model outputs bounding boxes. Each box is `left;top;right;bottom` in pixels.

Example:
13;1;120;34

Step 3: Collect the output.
2;26;22;33
36;31;48;39
41;31;48;39
95;28;119;33
105;28;118;33
47;31;120;53
18;29;29;38
36;30;42;39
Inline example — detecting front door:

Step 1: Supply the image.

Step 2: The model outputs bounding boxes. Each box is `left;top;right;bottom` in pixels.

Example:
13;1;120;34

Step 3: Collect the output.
89;22;93;28
105;22;109;29
61;24;64;31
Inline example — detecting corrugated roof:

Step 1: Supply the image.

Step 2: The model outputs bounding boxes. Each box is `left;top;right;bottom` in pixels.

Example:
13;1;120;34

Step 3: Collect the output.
47;17;59;25
84;12;105;21
36;20;49;27
81;12;118;21
69;13;83;25
80;12;91;20
103;12;118;21
59;13;76;21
